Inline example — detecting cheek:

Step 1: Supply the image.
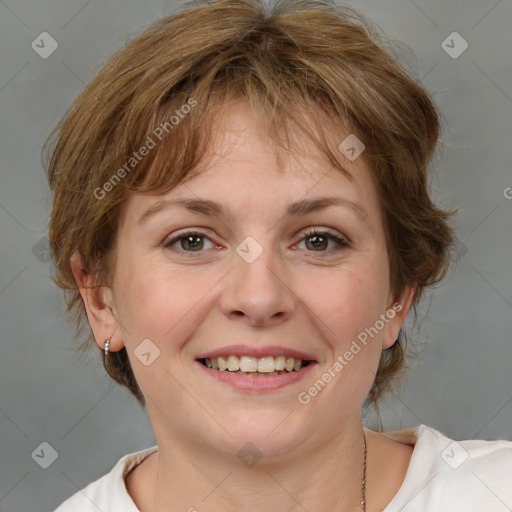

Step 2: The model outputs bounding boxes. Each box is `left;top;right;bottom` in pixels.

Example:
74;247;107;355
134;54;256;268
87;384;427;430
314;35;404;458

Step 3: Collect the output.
304;261;389;350
112;254;171;337
113;255;216;349
304;269;388;404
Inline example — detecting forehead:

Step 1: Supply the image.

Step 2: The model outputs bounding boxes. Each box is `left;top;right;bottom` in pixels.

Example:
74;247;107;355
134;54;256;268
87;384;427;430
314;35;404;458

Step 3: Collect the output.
122;99;382;229
197;99;357;178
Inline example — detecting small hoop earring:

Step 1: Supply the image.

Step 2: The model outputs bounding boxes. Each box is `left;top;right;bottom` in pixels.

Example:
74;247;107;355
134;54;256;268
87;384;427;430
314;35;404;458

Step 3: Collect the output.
104;338;110;356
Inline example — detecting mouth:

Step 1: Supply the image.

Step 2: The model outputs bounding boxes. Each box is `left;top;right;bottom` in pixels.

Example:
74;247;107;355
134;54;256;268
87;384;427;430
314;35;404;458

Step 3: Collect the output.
197;355;313;376
194;346;317;391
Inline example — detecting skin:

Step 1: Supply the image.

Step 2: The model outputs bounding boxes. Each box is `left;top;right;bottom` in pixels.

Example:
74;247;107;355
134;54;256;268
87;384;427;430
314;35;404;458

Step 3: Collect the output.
72;98;416;511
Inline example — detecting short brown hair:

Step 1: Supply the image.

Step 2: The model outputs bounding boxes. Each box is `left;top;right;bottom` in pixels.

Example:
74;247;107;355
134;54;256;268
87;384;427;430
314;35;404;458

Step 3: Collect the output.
45;0;457;407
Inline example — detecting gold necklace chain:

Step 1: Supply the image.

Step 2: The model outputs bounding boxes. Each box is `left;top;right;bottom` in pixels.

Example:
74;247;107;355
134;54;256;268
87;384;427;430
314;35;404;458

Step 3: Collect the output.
361;429;367;512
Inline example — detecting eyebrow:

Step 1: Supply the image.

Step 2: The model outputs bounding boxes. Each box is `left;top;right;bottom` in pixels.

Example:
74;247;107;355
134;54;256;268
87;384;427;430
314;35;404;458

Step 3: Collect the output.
138;196;370;226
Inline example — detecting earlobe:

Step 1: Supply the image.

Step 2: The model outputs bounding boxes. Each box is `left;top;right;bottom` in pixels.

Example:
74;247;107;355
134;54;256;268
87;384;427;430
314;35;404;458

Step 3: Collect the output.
70;251;122;352
382;284;416;349
396;284;416;318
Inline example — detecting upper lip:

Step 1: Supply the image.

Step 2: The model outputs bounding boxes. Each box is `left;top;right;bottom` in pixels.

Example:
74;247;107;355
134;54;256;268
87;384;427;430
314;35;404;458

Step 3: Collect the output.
196;344;317;361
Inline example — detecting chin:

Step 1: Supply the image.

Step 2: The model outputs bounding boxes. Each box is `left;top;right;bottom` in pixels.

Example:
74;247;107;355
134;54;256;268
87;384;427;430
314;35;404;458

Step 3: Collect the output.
197;408;318;462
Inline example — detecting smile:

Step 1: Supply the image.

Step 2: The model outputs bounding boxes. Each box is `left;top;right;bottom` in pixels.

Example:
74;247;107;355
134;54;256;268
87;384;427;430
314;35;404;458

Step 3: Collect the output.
199;355;312;376
195;345;317;390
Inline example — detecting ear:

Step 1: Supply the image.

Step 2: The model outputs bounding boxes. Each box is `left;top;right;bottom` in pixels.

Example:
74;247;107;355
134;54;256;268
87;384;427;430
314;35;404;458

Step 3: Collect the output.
381;284;416;350
70;251;123;352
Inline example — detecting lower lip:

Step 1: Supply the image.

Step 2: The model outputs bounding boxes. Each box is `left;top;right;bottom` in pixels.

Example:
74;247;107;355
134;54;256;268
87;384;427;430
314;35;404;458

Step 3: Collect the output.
195;360;317;391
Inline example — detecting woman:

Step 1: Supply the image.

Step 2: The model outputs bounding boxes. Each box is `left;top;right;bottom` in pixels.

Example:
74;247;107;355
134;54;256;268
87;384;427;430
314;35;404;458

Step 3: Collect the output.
47;0;512;510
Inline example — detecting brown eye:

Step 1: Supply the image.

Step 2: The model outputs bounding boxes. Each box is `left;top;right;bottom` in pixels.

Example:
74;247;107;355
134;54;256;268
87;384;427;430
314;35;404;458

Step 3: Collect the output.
298;228;350;253
305;233;329;251
164;230;214;252
178;234;204;251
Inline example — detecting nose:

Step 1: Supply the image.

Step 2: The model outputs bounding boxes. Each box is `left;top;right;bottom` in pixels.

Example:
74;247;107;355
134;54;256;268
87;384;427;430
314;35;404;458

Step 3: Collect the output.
220;241;296;327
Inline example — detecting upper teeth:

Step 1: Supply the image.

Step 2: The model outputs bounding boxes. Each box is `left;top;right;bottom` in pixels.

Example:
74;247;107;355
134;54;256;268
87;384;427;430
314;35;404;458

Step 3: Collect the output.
204;355;304;372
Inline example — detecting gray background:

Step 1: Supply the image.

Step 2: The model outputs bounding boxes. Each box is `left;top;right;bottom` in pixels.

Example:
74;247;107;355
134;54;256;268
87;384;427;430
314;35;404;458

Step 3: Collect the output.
1;0;511;510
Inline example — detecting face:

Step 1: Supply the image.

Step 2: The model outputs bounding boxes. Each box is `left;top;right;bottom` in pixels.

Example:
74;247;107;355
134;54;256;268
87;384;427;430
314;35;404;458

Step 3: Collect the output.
77;99;414;459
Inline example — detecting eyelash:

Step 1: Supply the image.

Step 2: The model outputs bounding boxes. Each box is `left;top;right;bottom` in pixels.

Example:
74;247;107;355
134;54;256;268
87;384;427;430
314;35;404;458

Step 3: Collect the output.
163;228;350;256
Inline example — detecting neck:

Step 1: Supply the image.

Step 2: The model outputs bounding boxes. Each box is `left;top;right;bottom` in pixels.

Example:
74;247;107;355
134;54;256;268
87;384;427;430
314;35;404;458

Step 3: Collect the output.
147;413;367;512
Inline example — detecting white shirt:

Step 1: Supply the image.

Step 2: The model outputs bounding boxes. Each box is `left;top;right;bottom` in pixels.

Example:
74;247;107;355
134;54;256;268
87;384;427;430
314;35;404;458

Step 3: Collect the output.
54;424;512;511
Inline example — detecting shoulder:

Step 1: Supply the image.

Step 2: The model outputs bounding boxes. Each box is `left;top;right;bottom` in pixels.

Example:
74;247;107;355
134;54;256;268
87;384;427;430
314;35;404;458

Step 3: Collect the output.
53;445;158;512
383;424;512;511
433;426;512;504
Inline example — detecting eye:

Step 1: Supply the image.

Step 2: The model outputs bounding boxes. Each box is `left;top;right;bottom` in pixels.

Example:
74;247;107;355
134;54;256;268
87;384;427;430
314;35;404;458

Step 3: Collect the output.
295;228;350;253
163;227;350;255
163;229;216;252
